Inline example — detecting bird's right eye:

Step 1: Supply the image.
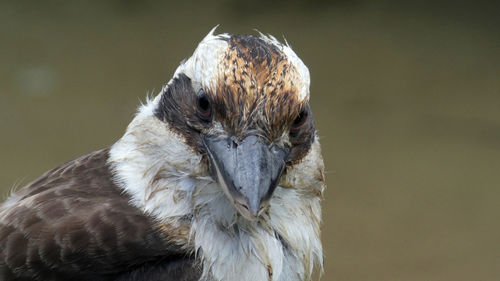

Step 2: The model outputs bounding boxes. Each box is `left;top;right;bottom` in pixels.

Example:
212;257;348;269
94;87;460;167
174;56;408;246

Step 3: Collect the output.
290;108;309;134
197;90;212;122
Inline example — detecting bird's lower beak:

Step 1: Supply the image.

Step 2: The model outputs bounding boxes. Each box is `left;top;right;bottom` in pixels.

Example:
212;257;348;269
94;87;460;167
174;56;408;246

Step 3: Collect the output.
202;134;289;221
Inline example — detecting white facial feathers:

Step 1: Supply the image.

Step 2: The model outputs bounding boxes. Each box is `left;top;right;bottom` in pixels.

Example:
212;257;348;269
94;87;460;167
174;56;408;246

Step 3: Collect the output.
172;27;230;94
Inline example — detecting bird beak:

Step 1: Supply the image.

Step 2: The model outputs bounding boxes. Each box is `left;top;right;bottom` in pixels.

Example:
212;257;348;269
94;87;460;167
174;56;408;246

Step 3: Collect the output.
202;134;289;221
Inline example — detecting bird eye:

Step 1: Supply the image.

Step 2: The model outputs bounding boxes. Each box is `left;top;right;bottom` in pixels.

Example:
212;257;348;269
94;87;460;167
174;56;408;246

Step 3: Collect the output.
197;90;212;121
290;109;308;131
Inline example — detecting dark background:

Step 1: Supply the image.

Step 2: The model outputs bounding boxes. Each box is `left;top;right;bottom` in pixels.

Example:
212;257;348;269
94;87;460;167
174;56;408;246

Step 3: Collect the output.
1;1;499;280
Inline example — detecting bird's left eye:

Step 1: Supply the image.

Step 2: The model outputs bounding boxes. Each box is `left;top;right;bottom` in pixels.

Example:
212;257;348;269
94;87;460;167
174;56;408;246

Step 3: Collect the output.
197;90;212;121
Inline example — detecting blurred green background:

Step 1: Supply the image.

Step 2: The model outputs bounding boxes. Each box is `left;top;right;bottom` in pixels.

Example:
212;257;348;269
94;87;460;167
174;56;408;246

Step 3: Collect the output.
1;1;499;280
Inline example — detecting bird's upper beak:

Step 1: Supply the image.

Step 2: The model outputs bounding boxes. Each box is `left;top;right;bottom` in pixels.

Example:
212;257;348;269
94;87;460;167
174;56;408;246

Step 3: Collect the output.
202;134;289;221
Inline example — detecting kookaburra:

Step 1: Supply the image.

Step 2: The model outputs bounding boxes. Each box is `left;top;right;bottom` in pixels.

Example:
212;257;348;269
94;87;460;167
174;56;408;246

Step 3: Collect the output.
0;28;326;281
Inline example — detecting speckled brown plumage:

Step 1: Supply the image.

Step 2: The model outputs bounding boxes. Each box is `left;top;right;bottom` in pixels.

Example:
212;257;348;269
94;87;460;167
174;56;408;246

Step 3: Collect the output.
212;35;308;141
0;149;200;281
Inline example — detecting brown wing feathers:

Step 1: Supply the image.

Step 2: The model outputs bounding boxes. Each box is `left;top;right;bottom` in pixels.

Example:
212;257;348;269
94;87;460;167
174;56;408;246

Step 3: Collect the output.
0;149;199;281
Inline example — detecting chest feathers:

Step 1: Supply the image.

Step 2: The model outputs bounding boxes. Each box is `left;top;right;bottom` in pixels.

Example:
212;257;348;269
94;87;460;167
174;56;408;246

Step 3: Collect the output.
109;103;324;281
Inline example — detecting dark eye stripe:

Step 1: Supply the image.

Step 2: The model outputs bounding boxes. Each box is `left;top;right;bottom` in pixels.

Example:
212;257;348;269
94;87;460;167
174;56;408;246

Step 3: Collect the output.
288;104;315;164
154;74;206;153
291;109;308;130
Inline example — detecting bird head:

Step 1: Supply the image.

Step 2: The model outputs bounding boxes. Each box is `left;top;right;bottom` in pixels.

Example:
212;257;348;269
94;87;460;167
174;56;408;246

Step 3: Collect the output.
152;29;317;222
111;27;323;226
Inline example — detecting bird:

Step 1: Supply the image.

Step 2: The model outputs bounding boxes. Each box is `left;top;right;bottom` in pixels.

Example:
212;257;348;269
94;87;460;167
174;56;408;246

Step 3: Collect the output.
0;28;326;281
